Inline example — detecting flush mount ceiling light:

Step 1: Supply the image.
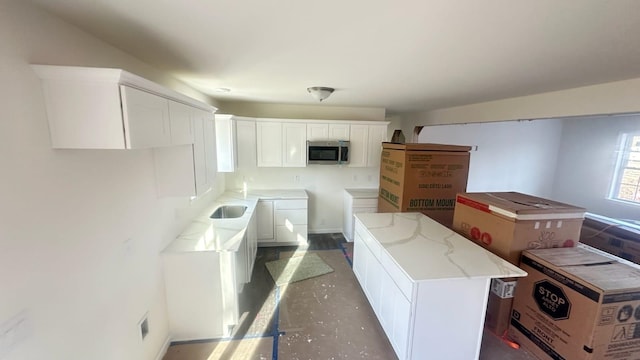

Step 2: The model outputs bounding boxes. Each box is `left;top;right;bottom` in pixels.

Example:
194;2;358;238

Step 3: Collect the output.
307;86;334;102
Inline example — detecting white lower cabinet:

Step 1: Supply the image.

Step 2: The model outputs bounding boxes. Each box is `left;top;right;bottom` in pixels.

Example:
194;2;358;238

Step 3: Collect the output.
343;189;379;242
256;200;275;242
352;223;413;360
257;198;308;245
162;212;257;341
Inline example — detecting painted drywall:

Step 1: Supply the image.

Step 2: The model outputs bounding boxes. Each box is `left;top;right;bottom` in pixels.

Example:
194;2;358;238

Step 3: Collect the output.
0;1;224;359
226;166;380;233
418;119;564;198
402;77;640;134
552;115;640;219
218;101;386;121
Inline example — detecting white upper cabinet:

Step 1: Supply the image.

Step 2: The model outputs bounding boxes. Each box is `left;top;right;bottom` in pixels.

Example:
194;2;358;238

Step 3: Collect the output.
367;124;387;167
120;85;171;148
31;65;214;149
236;119;257;169
282;123;307;167
349;124;369;167
329;124;350;140
215;115;256;172
154;109;217;198
168;100;194;145
256;122;283;167
306;123;329;141
306;123;350;141
349;123;388;167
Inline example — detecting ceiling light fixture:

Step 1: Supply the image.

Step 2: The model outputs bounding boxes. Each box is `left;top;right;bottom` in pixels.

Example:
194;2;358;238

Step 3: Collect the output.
215;87;231;93
307;86;334;102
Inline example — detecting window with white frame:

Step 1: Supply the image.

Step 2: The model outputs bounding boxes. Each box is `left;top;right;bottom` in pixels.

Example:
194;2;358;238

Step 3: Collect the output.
610;133;640;204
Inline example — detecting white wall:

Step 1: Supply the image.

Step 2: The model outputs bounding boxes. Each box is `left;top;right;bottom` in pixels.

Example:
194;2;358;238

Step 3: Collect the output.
418;119;564;198
552;115;640;219
226;167;380;233
403;77;640;130
218;101;386;121
0;1;223;359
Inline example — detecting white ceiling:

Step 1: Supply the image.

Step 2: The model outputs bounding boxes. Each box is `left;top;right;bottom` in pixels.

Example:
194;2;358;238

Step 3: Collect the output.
30;0;640;113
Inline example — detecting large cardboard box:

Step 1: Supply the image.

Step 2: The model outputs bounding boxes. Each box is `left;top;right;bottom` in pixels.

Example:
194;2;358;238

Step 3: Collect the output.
508;247;640;360
452;192;586;335
452;192;586;265
377;143;471;227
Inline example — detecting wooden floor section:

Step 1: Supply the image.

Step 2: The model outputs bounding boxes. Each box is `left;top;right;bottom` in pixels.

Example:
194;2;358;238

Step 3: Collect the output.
163;233;538;360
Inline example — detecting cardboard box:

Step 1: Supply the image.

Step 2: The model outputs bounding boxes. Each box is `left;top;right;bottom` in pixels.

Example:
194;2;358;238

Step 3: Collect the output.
377;143;471;227
508;247;640;360
580;214;640;265
452;192;586;265
485;278;519;335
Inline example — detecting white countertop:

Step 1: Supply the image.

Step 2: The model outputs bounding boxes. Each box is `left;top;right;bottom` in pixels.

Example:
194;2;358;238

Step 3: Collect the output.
163;189;308;253
344;188;379;198
354;212;527;281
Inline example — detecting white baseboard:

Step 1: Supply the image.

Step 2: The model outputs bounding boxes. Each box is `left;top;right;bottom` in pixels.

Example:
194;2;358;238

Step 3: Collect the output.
308;228;341;234
154;335;171;360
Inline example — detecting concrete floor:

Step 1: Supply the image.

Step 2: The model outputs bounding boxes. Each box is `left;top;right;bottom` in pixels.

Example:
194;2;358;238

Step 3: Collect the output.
163;234;539;360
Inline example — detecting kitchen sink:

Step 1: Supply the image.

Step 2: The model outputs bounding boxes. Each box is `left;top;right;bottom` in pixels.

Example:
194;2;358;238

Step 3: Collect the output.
209;205;247;219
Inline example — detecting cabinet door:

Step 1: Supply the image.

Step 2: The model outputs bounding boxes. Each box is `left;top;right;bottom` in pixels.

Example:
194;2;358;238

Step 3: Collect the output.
120;85;171;149
282;123;307;167
214;115;235;172
256;200;275;241
329;124;350;140
367;124;387;168
203;115;217;188
236;119;257;168
169;101;194;145
192;116;208;196
306;123;329;141
348;124;369;167
256;122;282;167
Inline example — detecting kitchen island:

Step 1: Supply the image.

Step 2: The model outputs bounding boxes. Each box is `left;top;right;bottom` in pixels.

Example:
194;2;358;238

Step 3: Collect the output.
353;212;527;360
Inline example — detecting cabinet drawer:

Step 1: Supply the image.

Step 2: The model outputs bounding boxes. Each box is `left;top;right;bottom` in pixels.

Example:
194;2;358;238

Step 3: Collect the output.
276;224;308;243
274;199;307;210
353;198;378;208
379;251;413;301
355;223;382;260
275;209;307;225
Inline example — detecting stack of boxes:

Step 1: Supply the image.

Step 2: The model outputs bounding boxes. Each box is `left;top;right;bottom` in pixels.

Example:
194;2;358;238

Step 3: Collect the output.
451;192;586;336
376;141;640;359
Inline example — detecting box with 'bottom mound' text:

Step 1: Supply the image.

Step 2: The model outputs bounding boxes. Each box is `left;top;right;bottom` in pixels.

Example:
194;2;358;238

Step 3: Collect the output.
508;247;640;360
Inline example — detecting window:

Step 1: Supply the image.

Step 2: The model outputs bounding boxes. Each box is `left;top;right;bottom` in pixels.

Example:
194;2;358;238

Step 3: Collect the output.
610;133;640;204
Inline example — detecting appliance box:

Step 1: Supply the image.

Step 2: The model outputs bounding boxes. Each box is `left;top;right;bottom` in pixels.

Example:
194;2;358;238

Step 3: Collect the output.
509;247;640;360
377;142;471;228
452;191;586;265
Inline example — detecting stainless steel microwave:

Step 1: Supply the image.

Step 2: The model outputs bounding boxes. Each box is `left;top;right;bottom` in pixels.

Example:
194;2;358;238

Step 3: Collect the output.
307;140;350;165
